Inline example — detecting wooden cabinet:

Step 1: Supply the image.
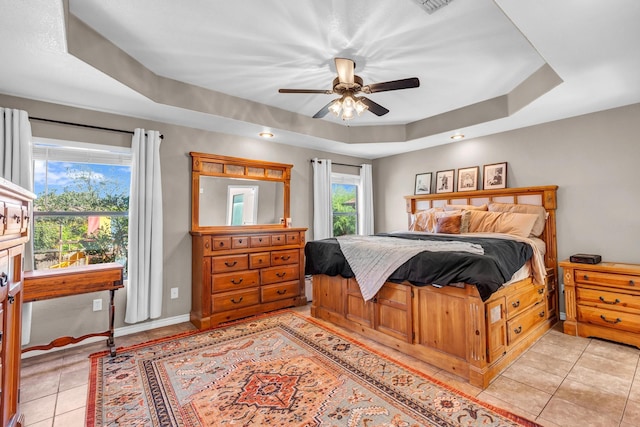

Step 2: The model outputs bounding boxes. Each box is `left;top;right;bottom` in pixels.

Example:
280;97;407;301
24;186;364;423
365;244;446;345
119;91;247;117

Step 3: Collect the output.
0;179;35;427
191;229;307;329
561;260;640;348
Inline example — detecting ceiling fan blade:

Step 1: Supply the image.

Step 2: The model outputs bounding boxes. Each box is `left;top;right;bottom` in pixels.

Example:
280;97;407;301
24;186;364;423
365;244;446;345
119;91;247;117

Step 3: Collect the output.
279;89;333;94
359;97;389;116
312;100;335;118
335;58;355;85
366;77;420;93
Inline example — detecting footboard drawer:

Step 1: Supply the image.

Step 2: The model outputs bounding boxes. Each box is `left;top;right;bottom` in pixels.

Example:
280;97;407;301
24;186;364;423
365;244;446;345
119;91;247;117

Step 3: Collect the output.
505;284;545;319
507;304;546;345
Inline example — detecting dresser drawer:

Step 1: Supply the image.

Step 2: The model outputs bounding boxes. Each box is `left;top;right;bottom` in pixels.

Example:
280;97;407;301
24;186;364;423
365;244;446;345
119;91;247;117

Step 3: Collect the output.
232;236;249;249
575;269;639;290
211;254;248;273
271;250;299;266
212;288;260;312
262;265;299;285
285;232;301;245
505;284;545;319
249;252;270;269
507;304;546;345
261;280;300;303
577;287;640;313
578;305;640;334
4;203;23;235
250;235;271;247
212;270;259;293
212;237;232;251
271;234;286;246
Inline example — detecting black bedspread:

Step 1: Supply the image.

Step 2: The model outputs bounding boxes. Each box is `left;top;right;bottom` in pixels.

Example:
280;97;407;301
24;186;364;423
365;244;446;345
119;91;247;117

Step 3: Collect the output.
305;232;533;301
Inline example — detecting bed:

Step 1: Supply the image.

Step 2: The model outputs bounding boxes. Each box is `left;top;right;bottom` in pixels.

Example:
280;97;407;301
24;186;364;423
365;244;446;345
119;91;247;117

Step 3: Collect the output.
307;185;558;388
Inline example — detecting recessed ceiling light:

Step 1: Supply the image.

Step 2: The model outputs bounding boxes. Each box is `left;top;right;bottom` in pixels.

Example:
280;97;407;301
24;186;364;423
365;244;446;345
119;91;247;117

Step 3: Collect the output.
450;133;464;140
259;132;274;138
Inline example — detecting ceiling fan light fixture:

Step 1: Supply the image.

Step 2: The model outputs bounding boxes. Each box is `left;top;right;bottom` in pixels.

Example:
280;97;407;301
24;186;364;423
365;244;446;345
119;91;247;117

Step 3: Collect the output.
354;98;368;115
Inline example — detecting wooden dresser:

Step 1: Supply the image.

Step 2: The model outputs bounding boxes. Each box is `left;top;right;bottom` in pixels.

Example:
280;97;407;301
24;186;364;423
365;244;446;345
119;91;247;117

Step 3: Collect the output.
191;228;307;329
561;260;640;348
189;152;307;330
0;179;35;427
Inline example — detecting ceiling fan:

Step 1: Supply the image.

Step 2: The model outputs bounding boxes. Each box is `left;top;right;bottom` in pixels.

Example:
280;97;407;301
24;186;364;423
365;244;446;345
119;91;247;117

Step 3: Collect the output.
278;58;420;120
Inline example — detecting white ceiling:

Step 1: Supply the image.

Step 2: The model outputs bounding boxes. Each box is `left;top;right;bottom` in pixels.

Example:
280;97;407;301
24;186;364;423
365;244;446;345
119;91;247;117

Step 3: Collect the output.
0;0;638;159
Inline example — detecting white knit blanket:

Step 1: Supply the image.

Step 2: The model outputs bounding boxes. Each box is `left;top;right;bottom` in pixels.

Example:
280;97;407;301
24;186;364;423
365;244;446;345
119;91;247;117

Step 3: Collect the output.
336;235;484;301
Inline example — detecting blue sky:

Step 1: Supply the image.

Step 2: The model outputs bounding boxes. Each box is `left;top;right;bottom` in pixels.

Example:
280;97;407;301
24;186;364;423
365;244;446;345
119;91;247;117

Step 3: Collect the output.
34;160;131;196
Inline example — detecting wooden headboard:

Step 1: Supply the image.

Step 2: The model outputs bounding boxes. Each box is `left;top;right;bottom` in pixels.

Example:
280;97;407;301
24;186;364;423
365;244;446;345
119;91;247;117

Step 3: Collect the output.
404;185;558;272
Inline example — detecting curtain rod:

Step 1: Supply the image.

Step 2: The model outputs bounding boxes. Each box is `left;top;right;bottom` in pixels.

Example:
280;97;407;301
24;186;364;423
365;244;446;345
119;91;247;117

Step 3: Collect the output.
30;117;164;139
310;159;362;168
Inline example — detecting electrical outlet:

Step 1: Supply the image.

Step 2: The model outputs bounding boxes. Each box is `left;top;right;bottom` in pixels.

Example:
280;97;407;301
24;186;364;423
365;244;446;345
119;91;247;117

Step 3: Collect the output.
171;287;179;299
93;298;102;311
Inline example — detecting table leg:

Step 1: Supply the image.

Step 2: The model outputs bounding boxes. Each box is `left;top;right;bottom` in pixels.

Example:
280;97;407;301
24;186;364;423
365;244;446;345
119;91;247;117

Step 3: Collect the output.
108;289;117;356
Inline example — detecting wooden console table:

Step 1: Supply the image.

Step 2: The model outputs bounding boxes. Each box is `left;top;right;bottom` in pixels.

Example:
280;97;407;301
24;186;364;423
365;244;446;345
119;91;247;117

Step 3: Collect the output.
22;262;124;356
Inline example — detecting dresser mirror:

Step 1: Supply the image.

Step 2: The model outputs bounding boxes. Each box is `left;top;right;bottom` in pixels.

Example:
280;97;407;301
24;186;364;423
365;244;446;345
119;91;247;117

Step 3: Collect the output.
191;152;291;231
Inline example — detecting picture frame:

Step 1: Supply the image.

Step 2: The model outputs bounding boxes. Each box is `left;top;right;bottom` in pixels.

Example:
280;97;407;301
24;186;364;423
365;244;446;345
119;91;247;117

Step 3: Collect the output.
457;166;479;192
435;169;455;194
483;162;507;190
414;172;432;195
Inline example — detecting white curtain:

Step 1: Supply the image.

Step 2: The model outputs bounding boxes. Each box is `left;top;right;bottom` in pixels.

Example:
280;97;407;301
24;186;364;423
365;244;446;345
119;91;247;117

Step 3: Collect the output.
0;108;34;344
359;163;374;235
312;158;332;240
125;129;163;323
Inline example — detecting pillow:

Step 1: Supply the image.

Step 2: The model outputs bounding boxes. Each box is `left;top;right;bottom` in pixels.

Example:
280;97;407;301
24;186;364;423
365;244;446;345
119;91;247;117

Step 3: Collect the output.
409;207;443;232
487;202;547;237
444;204;488;211
435;214;462;234
468;210;538;238
435;210;471;233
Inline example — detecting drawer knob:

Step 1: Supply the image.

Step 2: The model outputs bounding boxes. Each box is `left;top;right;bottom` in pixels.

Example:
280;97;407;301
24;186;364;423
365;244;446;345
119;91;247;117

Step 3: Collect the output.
630;280;636;286
276;272;286;278
539;311;545;318
231;278;244;285
225;261;237;267
8;295;15;304
538;288;544;295
513;326;522;334
511;300;520;308
231;297;244;304
219;241;225;247
12;214;20;222
259;238;263;242
599;296;620;305
600;315;622;324
277;289;287;295
0;272;7;287
238;239;243;243
583;274;589;280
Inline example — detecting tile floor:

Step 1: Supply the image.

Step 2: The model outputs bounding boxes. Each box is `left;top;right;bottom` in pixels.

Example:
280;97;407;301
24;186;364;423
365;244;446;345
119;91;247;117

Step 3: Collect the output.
20;304;640;426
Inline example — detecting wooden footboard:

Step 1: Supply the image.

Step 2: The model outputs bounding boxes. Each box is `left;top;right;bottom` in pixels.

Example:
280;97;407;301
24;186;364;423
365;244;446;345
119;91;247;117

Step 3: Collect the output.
311;274;557;388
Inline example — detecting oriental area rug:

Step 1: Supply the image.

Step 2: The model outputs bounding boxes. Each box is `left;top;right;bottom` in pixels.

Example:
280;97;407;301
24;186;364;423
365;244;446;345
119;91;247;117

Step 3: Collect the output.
87;310;540;427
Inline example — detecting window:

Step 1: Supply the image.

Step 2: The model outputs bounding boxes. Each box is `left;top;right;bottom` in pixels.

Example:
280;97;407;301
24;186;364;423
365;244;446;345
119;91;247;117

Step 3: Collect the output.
331;173;360;237
32;138;131;273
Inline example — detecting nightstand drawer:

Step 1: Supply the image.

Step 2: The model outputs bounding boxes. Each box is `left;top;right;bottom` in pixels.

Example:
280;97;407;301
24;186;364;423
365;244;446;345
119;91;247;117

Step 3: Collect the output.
576;287;640;314
578;305;640;334
575;269;639;290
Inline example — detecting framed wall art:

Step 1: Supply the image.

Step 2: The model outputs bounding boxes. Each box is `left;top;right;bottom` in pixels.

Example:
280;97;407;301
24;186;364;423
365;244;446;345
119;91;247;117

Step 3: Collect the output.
457;166;479;191
414;172;432;195
435;169;454;194
483;162;507;189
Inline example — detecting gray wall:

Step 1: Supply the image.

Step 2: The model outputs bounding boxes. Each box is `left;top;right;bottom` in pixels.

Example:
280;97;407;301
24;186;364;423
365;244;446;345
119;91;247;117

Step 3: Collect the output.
0;94;367;347
374;103;640;265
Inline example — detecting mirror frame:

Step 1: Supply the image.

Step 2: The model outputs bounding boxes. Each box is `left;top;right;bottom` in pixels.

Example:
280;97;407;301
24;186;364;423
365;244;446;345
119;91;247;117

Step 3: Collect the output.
190;152;291;231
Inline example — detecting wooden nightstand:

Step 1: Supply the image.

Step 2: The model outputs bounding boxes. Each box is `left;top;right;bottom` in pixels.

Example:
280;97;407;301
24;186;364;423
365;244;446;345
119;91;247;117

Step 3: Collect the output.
560;260;640;348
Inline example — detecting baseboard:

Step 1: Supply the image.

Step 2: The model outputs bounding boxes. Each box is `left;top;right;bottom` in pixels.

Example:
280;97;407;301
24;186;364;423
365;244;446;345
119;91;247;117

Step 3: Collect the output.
21;313;191;359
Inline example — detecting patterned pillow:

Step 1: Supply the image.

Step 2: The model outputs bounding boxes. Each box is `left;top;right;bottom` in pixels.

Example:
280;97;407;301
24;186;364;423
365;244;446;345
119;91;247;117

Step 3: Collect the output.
435;214;462;234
